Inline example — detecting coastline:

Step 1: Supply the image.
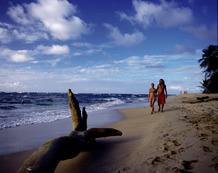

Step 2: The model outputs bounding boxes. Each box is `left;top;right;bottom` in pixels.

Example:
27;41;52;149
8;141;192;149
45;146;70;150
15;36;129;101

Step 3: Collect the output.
0;93;218;173
0;108;124;156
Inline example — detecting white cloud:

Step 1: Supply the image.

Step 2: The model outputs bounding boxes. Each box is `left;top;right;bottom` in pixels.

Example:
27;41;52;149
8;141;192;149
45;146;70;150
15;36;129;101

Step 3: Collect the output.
119;0;194;29
10;53;33;63
7;4;32;25
167;44;196;54
72;52;82;56
6;0;90;42
182;24;217;41
104;23;145;47
12;29;49;43
114;55;166;70
37;45;70;55
28;0;90;40
0;27;12;43
78;63;120;78
0;51;203;93
0;82;25;89
118;0;216;41
0;44;70;65
71;42;114;56
47;59;61;67
72;42;93;48
0;48;34;63
169;86;183;90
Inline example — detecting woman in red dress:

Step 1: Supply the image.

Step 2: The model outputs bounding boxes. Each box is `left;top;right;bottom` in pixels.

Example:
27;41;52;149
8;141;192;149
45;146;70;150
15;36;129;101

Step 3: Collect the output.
157;79;167;112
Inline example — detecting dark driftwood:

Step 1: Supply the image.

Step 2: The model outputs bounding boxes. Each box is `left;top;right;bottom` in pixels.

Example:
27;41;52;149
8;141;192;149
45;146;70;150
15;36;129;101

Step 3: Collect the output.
17;89;122;173
182;96;218;104
196;96;209;100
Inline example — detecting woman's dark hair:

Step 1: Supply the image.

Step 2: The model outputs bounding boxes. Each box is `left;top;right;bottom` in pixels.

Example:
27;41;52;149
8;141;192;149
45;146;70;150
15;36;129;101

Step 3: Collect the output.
159;79;166;88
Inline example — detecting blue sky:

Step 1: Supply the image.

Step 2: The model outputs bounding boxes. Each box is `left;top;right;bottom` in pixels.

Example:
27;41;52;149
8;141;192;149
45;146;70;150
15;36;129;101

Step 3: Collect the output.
0;0;217;94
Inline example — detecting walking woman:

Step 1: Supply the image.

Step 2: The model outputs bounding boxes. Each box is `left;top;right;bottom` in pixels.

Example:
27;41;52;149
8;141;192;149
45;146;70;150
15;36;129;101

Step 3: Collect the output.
148;83;157;114
157;79;167;112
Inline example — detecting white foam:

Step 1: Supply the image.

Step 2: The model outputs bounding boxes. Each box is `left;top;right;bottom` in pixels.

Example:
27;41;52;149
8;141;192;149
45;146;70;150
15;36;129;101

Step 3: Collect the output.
0;94;147;129
86;99;125;112
0;98;125;129
0;109;71;129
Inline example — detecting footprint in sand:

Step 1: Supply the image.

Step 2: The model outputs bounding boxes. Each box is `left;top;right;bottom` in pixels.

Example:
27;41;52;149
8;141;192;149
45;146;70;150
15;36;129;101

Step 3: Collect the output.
164;151;177;159
160;139;183;158
201;146;212;152
163;145;170;152
211;139;218;145
142;157;155;166
172;139;181;146
211;130;218;134
172;167;193;173
151;156;166;165
117;167;131;173
205;125;214;131
163;133;169;137
212;157;218;172
144;156;167;166
197;132;209;141
144;158;153;164
180;160;199;170
178;147;186;153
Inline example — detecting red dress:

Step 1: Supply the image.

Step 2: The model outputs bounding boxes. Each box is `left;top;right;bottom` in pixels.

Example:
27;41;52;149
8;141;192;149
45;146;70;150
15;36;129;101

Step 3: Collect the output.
158;93;165;104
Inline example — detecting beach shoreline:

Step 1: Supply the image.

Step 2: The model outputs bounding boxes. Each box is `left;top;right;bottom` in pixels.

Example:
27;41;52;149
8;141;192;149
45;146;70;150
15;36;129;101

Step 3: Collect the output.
0;93;218;173
0;108;125;156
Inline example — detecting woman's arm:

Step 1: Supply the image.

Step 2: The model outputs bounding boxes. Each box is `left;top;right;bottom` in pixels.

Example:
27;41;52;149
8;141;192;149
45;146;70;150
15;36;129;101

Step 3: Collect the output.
148;89;150;101
156;84;159;93
165;86;167;98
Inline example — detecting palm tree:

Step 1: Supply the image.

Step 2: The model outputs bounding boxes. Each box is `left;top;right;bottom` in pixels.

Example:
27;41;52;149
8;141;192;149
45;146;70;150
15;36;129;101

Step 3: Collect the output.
198;45;218;93
198;45;218;74
198;73;209;93
208;72;218;93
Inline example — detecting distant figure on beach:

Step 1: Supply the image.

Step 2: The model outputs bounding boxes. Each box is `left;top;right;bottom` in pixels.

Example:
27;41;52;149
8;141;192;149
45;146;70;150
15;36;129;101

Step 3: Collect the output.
148;83;157;114
157;79;167;112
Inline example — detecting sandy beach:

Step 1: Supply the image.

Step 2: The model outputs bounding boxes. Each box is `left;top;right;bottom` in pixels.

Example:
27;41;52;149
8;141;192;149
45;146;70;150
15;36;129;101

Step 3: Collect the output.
0;93;217;173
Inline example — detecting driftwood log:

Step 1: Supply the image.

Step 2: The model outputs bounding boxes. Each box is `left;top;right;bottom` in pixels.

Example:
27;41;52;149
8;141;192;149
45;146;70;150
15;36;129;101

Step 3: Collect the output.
182;96;218;104
17;89;122;173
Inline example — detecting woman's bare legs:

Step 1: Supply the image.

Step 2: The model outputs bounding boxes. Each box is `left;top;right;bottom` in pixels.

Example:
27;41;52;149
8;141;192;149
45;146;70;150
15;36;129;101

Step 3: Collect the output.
150;98;155;114
161;104;164;112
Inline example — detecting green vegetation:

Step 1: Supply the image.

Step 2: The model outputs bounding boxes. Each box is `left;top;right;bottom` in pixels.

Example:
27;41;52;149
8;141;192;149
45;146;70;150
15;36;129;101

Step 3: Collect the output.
198;45;218;93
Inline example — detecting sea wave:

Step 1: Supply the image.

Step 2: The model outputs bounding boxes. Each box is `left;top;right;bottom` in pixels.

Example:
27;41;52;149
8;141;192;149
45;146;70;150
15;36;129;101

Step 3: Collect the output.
85;98;125;112
0;99;126;129
0;109;70;129
0;92;148;129
0;106;17;110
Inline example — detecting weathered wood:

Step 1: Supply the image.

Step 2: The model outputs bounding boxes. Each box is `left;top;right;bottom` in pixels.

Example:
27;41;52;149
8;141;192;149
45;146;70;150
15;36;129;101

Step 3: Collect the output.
17;128;122;173
196;96;209;100
17;89;123;173
182;97;218;104
17;135;82;173
87;128;123;138
81;107;88;131
67;89;82;131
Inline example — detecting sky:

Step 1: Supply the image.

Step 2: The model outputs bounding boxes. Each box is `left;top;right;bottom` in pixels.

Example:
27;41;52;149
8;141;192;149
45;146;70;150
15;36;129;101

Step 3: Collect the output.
0;0;217;94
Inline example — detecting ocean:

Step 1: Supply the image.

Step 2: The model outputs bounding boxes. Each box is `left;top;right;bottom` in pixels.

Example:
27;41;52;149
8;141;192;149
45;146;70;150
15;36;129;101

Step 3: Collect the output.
0;92;148;130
